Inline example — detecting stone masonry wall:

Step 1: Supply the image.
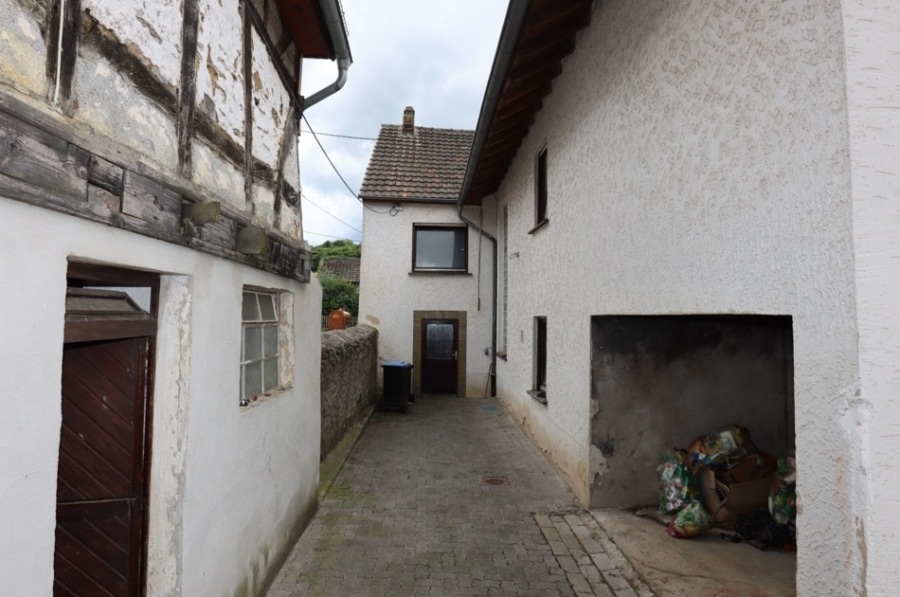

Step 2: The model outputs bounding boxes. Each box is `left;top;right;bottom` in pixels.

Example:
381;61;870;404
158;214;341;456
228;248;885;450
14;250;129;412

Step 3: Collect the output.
320;326;378;458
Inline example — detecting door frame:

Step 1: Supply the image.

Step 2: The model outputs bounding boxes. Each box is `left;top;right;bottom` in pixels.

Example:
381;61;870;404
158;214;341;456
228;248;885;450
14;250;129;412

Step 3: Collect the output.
59;261;160;595
420;318;459;395
412;310;466;398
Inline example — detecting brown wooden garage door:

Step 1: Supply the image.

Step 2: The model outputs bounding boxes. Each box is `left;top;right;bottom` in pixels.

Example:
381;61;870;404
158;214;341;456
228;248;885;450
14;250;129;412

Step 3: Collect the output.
55;336;150;596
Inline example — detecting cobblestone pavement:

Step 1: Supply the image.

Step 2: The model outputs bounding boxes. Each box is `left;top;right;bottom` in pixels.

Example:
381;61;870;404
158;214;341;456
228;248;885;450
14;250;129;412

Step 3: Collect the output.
267;396;650;597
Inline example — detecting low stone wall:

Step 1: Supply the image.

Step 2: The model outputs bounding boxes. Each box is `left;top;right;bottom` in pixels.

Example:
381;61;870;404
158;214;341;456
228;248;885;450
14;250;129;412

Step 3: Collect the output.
320;326;378;459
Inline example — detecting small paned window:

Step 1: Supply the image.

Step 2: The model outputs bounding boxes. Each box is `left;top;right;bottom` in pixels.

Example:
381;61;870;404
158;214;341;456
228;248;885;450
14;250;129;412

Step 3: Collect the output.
529;316;548;404
241;289;280;406
413;225;467;272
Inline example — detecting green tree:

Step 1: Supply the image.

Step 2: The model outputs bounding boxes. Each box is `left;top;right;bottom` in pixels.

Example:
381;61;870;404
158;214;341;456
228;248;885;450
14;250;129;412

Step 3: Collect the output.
317;271;359;318
311;239;361;272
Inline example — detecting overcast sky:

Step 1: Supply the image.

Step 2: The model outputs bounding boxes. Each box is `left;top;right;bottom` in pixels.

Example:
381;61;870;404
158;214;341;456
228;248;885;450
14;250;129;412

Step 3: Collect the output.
298;0;509;246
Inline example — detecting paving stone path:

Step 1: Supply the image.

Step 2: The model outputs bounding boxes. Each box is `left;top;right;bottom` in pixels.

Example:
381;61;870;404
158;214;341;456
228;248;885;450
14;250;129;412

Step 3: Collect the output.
268;396;649;596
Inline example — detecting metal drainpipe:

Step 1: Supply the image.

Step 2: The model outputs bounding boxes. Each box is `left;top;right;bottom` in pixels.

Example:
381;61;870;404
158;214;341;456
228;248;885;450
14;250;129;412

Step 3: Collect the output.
458;204;498;397
304;0;353;111
455;0;530;397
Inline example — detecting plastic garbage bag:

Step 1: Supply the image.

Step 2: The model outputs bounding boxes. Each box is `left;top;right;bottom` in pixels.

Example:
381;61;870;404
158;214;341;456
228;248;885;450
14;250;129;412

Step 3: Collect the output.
667;498;713;539
687;424;756;471
769;451;797;525
657;450;695;514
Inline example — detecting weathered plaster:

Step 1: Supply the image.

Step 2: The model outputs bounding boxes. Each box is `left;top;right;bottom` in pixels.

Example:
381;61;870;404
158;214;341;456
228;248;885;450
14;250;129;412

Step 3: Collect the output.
146;275;192;597
358;202;494;397
253;183;277;226
0;0;47;98
179;267;321;596
0;198;322;596
589;316;793;508
278;128;302;237
195;0;245;149
75;44;179;172
250;29;289;167
193;137;246;208
841;1;900;594
490;1;860;593
82;0;182;87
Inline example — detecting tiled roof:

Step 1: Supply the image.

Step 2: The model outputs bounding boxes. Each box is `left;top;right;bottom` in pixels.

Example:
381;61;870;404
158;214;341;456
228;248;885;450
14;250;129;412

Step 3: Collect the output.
319;257;360;283
359;124;474;201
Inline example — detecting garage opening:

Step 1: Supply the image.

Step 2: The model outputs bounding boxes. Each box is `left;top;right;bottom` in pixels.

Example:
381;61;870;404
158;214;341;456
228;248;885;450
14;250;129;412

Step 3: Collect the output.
589;315;794;508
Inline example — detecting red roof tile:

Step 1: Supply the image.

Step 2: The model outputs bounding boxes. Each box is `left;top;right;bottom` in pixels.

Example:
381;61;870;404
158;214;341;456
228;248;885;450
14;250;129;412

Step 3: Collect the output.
319;257;360;284
359;123;474;202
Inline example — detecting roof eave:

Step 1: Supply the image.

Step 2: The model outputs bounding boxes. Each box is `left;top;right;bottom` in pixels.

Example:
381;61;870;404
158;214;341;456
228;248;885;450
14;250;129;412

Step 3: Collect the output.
458;0;594;207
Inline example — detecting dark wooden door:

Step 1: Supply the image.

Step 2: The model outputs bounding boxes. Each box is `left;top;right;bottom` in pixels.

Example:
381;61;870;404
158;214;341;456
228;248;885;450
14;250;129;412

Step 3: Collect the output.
55;336;149;596
421;319;458;394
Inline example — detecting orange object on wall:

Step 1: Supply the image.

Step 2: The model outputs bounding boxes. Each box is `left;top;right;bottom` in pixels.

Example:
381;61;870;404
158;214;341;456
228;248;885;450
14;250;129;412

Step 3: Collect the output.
327;308;352;330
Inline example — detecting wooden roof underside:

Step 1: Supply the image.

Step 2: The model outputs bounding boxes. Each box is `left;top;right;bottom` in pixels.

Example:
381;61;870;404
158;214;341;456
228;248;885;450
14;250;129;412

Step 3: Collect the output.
462;0;594;205
275;0;337;59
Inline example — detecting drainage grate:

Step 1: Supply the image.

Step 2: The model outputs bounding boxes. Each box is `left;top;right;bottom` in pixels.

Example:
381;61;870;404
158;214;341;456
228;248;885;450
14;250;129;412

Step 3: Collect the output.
481;475;510;487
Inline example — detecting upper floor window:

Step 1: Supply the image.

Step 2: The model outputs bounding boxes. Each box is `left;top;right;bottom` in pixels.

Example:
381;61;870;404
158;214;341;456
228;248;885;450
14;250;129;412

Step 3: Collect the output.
533;146;549;230
412;224;468;273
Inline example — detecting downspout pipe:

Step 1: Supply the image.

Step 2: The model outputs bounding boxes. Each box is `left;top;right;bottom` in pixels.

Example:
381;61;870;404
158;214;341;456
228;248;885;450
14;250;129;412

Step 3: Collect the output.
456;0;530;397
458;202;498;397
304;0;353;111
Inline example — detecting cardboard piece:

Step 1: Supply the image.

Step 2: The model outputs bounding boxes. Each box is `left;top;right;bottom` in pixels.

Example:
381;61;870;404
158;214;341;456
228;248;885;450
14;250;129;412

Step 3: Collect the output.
701;458;772;523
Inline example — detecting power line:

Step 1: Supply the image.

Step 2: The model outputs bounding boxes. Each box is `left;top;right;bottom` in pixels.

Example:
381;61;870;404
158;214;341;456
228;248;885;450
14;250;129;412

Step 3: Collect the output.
302;115;388;216
300;128;377;141
301;192;362;233
304;230;358;241
302;114;362;202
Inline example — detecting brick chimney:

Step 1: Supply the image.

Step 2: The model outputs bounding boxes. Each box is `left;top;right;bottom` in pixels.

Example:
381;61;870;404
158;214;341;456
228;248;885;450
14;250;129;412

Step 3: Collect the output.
402;106;415;133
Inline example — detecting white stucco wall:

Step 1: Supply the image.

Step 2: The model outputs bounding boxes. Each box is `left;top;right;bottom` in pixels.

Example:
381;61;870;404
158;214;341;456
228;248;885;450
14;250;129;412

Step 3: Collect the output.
841;2;900;595
0;199;321;596
359;202;495;397
492;1;863;593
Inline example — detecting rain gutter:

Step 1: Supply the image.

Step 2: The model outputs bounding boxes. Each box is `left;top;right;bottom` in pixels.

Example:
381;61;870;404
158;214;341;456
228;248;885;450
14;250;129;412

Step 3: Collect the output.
456;0;530;397
304;0;353;111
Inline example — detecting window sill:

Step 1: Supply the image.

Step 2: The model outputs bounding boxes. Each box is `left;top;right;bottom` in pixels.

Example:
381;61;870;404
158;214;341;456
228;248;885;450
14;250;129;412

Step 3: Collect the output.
527;218;549;235
408;271;472;276
240;385;290;410
527;389;548;405
496;351;507;361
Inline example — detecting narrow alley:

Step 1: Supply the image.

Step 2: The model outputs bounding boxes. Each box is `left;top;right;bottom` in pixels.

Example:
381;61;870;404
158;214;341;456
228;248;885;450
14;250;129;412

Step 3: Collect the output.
267;396;650;596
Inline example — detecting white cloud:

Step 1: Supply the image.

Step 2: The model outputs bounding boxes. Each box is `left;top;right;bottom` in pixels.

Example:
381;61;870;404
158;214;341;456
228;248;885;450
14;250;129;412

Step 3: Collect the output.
298;0;508;245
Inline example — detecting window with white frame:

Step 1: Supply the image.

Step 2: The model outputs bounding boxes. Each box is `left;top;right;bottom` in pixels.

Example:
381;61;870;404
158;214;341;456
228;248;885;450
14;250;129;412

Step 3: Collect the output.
240;288;282;406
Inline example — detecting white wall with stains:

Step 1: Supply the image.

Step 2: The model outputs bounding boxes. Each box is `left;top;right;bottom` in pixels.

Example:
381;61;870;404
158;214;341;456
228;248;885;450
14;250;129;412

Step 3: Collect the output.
842;1;900;594
76;43;180;171
359;202;495;398
491;1;871;593
251;28;290;167
0;198;322;596
0;0;302;221
82;0;183;88
196;0;246;149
